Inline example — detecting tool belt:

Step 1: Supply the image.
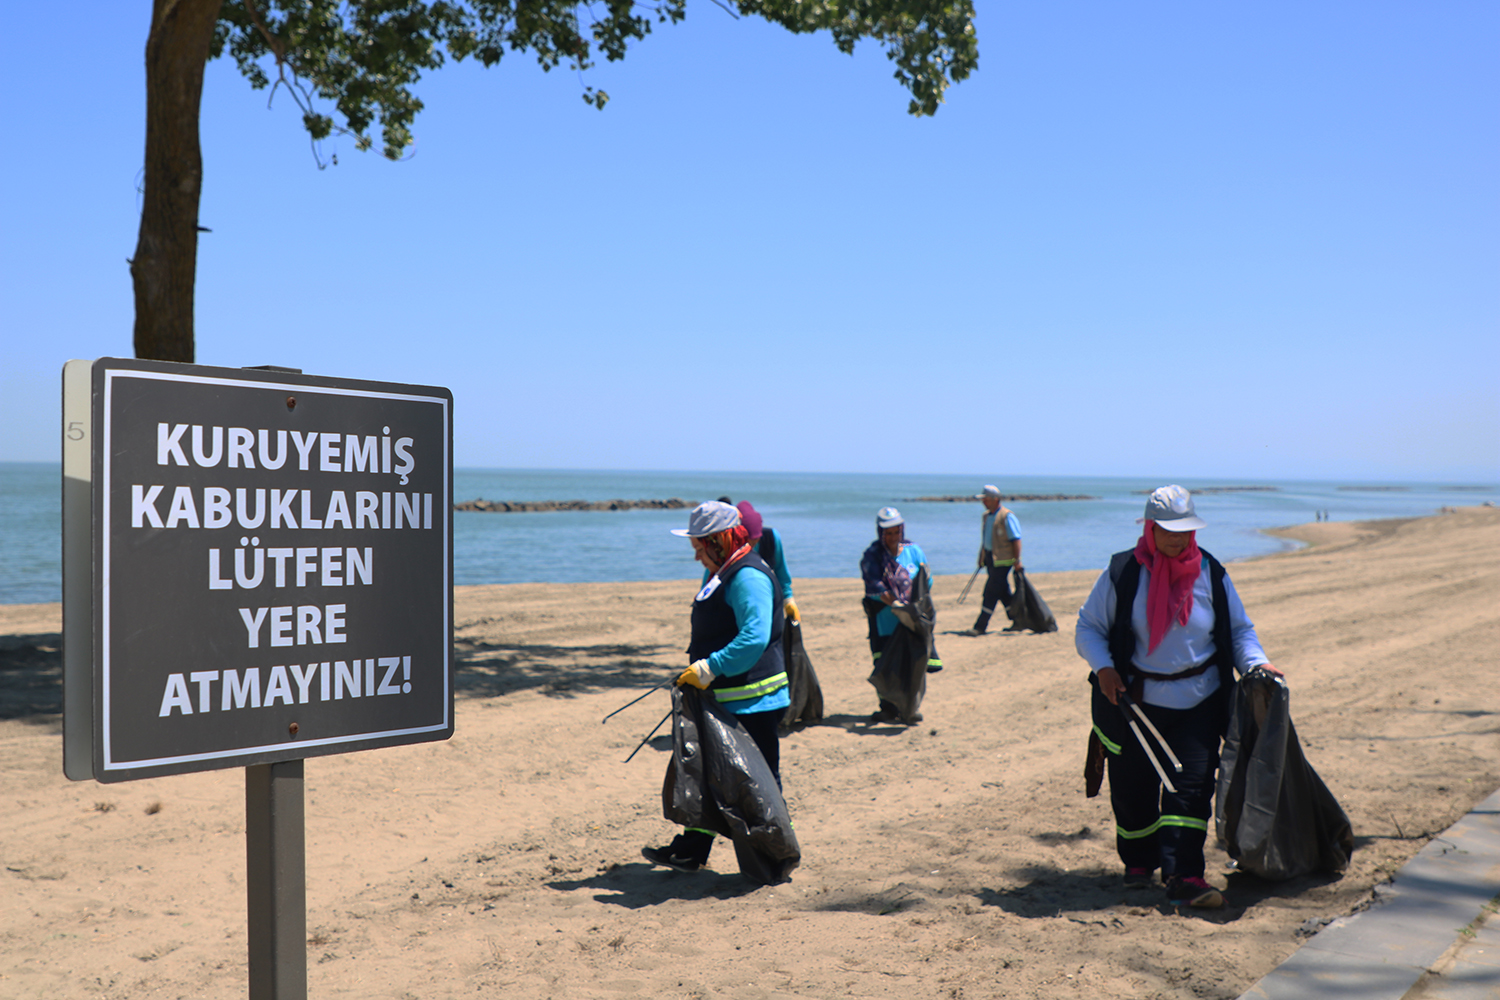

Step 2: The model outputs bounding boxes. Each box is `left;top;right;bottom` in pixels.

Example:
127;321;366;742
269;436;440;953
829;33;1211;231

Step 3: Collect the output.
1121;659;1214;701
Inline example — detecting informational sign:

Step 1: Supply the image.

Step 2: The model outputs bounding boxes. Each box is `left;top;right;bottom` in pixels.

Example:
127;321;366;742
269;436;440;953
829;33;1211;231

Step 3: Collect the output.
63;359;453;782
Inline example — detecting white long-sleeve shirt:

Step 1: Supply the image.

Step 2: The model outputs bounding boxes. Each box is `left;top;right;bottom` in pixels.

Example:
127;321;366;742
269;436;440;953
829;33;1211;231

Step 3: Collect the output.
1075;559;1269;709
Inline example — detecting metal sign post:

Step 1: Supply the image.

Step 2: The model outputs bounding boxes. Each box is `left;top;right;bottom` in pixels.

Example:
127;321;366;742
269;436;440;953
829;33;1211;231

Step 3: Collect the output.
247;759;306;1000
62;358;453;998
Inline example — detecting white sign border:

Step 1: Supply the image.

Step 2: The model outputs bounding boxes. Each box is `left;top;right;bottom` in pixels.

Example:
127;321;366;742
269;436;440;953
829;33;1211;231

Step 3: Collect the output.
98;367;452;773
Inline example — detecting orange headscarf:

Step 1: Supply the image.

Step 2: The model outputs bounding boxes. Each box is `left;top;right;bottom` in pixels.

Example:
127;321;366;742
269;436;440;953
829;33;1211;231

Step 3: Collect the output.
701;525;752;572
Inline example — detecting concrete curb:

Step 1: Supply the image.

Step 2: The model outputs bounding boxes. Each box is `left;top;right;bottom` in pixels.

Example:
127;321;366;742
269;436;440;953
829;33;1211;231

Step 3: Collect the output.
1239;788;1500;999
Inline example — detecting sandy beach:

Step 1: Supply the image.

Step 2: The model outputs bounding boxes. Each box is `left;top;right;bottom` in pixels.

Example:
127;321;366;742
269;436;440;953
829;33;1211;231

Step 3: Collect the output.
2;506;1497;999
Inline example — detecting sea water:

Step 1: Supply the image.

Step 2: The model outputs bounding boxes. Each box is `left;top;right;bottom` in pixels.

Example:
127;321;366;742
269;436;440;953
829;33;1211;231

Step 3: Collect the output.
3;462;1492;604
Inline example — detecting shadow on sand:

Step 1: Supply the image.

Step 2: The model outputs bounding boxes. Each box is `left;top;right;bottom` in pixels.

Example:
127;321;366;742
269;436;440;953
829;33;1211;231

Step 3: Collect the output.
0;632;684;723
976;859;1349;924
0;633;61;721
546;862;765;909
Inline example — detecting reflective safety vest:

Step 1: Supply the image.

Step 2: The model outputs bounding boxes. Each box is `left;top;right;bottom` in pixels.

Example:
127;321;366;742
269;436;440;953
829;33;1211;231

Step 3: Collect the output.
986;505;1019;564
687;552;787;705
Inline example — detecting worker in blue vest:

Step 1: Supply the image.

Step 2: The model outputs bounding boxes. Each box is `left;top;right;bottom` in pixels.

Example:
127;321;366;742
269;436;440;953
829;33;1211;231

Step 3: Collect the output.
1076;485;1283;909
642;501;789;872
717;497;799;624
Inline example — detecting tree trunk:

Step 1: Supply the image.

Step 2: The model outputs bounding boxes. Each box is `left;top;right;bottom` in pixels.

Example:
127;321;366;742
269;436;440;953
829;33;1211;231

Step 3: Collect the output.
131;0;224;363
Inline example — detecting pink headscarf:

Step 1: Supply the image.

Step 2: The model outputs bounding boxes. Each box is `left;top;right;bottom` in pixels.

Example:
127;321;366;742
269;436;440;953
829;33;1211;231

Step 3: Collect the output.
1133;524;1202;653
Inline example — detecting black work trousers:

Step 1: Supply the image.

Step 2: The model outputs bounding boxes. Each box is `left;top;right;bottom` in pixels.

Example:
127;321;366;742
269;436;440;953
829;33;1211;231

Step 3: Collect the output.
979;558;1014;622
1091;683;1228;879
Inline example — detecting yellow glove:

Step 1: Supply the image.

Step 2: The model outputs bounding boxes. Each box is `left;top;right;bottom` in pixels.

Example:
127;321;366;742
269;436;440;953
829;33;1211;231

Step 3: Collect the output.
784;598;800;623
676;659;714;689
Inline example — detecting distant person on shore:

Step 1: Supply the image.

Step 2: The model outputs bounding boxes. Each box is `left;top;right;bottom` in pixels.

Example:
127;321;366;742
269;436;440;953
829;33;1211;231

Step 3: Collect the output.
961;484;1023;636
718;497;798;623
642;501;790;873
860;507;942;722
1075;485;1282;909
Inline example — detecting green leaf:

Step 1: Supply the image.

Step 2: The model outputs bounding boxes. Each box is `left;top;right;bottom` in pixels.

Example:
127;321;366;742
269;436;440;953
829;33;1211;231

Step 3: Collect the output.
211;0;977;158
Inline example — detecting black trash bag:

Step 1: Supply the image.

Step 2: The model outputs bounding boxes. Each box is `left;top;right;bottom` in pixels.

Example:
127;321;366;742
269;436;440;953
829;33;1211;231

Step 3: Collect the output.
780;619;824;728
661;686;800;884
867;566;935;723
1215;668;1354;881
1005;568;1057;633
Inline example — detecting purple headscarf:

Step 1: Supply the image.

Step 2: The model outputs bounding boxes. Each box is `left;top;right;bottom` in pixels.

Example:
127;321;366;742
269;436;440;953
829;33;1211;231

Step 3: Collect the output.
735;501;764;542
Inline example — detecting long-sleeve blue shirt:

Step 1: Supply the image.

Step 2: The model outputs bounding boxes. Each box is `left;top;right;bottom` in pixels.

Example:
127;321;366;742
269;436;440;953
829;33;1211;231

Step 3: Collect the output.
696;565;790;715
758;528;794;603
1075;561;1269;709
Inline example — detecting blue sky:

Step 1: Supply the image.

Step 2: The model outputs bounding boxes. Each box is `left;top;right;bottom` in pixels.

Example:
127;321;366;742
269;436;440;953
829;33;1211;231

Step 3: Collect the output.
2;2;1496;481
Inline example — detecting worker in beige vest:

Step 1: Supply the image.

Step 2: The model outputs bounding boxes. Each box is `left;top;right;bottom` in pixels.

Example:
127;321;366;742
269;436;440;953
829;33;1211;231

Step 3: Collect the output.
961;485;1023;636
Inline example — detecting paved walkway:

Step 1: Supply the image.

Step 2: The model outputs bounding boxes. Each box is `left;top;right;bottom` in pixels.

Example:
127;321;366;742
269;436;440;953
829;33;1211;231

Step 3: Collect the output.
1239;788;1500;1000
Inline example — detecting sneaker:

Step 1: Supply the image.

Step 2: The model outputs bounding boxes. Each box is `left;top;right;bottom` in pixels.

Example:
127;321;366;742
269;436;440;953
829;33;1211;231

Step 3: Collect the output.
1164;875;1223;909
958;628;985;637
640;846;702;873
926;662;944;673
1123;867;1155;888
1001;624;1024;632
870;708;899;723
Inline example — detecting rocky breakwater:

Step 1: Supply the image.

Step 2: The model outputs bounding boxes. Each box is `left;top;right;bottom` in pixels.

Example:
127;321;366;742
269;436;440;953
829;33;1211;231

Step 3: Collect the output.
454;498;697;513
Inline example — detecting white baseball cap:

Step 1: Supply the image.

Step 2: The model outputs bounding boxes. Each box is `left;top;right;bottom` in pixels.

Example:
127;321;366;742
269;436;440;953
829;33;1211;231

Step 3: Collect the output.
1139;485;1206;531
670;501;741;537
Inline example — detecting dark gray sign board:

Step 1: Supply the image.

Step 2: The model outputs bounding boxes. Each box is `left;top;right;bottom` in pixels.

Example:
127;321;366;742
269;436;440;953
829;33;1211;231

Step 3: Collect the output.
63;358;453;783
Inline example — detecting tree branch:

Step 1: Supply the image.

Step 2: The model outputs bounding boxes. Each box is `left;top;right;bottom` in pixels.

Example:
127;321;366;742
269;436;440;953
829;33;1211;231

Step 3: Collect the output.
241;0;286;65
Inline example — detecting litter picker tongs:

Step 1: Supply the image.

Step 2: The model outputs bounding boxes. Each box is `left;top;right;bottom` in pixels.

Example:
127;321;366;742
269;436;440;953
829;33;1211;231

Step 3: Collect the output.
956;566;981;605
601;680;670;724
600;680;674;763
623;710;672;764
1116;690;1183;793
